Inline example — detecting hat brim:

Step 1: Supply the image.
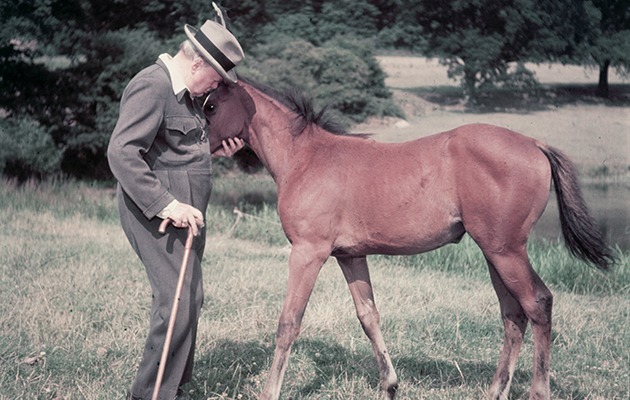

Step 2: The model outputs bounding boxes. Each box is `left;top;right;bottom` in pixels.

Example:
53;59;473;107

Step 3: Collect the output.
185;24;237;83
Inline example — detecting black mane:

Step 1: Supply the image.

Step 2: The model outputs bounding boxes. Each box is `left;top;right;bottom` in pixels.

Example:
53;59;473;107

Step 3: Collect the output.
237;76;353;137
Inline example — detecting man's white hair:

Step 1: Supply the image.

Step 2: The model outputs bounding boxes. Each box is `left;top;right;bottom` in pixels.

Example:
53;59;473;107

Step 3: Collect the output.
180;40;208;65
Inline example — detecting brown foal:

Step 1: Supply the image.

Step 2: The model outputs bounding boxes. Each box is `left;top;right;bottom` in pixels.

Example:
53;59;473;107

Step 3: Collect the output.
203;78;613;400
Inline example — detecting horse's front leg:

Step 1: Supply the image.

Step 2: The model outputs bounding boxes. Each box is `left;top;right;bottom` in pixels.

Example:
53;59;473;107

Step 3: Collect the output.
337;256;398;399
260;242;329;400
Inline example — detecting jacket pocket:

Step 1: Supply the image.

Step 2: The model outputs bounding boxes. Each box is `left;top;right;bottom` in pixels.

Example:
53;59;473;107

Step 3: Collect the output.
165;116;199;135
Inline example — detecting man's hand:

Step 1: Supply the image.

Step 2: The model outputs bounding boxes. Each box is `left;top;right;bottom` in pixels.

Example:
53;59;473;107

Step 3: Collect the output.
167;203;205;236
212;138;244;157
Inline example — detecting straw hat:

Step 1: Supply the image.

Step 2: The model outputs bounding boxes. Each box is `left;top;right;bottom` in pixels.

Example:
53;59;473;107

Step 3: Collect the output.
185;20;244;83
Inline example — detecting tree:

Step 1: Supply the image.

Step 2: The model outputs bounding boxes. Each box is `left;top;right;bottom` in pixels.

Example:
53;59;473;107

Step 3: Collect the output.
395;0;628;100
244;37;402;126
582;0;630;97
317;0;380;42
5;0;625;178
0;0;401;179
412;0;567;101
0;0;207;179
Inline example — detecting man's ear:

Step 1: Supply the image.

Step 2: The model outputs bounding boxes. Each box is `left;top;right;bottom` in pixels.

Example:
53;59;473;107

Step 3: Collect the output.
191;58;205;73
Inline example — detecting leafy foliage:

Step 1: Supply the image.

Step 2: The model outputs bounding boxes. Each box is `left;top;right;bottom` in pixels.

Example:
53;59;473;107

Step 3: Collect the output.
0;116;62;180
59;27;169;179
410;0;574;100
577;0;630;97
244;37;402;126
1;0;628;179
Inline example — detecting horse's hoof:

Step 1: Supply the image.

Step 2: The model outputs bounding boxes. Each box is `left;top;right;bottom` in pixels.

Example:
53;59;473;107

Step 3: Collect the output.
386;382;398;399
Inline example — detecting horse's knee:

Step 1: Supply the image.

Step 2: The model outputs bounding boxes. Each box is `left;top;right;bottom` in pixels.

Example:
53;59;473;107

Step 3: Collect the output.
506;275;552;328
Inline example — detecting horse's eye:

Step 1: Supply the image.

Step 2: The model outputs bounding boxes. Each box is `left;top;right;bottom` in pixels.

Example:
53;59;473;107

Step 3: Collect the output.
204;104;215;112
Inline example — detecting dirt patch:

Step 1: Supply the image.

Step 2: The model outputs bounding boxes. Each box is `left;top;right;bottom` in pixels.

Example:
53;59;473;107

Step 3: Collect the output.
376;55;629;87
357;56;630;175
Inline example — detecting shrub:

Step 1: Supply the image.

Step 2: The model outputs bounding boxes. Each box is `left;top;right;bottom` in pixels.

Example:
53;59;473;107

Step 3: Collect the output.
0;116;62;180
59;28;168;179
243;37;403;127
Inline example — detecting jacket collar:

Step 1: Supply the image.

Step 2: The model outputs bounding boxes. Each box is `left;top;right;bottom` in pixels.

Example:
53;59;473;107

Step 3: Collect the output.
156;54;188;102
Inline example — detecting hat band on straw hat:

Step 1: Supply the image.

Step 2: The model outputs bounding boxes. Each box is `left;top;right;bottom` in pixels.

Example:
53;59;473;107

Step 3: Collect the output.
194;30;235;73
185;20;244;83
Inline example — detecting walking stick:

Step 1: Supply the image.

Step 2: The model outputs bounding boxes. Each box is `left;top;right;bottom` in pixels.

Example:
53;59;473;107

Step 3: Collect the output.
152;219;195;400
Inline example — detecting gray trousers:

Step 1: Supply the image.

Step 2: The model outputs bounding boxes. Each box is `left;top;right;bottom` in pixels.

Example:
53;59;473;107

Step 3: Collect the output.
118;188;206;400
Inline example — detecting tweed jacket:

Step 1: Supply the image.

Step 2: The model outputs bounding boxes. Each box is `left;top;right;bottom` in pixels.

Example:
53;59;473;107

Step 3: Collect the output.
107;59;213;219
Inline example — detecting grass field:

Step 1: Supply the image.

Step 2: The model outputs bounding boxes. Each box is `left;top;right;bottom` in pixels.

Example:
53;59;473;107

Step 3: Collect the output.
1;58;629;399
0;178;628;400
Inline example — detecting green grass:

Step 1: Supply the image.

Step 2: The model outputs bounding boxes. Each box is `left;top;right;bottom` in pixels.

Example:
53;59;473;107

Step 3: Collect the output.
0;178;628;399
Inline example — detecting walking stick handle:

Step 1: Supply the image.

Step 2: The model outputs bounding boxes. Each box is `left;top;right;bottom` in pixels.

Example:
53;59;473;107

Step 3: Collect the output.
158;218;171;234
158;220;196;248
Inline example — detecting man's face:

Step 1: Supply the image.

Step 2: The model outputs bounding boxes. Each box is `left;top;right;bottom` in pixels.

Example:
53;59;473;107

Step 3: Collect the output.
186;60;223;97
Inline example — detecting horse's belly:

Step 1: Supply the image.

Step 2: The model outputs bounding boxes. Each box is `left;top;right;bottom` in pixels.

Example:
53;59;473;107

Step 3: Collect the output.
333;211;465;257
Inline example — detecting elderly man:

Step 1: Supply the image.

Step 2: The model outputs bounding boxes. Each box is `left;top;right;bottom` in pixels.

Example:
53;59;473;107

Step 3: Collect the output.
107;20;244;400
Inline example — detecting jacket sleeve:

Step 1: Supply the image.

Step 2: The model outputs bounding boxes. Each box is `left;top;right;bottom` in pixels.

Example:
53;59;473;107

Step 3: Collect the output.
107;74;175;219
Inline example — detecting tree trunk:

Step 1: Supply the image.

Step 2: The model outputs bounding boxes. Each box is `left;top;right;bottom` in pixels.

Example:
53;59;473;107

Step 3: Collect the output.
597;59;610;98
463;67;478;105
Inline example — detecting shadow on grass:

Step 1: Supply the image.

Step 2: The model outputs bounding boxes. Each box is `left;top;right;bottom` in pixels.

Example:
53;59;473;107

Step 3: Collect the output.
189;337;585;399
292;338;381;396
407;83;630;114
192;339;271;398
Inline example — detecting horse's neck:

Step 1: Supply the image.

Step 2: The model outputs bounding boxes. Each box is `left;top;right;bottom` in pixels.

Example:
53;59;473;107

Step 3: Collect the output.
245;87;304;183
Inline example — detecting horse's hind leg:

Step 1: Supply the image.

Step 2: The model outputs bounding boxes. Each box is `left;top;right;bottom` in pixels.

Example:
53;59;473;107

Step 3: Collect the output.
485;252;552;400
337;256;398;399
486;258;528;399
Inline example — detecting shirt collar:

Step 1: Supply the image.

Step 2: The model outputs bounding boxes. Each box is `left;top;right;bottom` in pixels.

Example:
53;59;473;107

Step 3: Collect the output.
158;53;188;100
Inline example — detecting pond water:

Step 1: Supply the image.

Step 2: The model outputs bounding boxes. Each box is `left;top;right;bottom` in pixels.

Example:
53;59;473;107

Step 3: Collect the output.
533;185;630;250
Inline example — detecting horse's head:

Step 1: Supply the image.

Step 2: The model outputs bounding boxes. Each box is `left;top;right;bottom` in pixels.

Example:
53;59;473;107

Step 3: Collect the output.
204;81;256;153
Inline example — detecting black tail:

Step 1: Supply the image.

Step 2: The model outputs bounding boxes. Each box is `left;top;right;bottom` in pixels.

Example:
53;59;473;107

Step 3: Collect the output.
538;145;615;270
